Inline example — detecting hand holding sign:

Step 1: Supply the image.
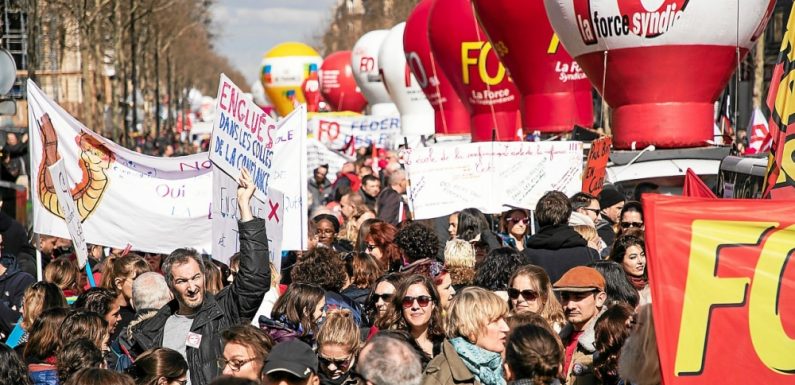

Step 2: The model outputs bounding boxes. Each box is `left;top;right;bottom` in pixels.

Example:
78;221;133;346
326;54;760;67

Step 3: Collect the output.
238;168;255;222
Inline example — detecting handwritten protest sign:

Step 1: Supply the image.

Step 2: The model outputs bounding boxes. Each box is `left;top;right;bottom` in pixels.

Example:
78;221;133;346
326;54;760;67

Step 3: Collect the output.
308;113;401;151
29;80;213;254
269;105;308;251
47;159;89;268
582;136;611;195
212;167;284;269
211;74;276;200
404;141;582;219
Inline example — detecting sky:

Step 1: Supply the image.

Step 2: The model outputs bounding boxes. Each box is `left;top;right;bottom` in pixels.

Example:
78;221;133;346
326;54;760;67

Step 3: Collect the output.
211;0;338;90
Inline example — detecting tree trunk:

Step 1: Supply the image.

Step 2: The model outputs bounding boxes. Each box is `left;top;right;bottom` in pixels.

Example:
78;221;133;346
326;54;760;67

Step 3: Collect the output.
753;32;765;109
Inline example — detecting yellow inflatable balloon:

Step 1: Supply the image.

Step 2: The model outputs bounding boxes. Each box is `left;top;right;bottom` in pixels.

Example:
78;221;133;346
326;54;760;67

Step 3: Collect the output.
260;42;323;117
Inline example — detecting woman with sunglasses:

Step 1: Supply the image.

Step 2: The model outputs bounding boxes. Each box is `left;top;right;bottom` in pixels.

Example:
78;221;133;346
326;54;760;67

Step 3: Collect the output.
376;275;445;361
363;221;403;272
424;287;510;385
610;234;651;306
316;309;361;385
506;265;566;332
365;273;402;327
617;201;645;237
412;261;456;313
126;347;188;385
499;209;530;251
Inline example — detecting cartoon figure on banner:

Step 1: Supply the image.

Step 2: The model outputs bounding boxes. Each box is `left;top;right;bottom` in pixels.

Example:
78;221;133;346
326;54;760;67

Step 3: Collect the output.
37;113;115;221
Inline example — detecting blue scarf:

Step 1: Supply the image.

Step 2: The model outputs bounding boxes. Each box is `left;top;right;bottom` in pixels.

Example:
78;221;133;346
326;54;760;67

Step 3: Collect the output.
450;337;506;385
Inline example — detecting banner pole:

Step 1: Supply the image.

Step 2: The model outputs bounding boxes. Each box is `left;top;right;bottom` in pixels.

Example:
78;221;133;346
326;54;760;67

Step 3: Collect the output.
85;259;96;287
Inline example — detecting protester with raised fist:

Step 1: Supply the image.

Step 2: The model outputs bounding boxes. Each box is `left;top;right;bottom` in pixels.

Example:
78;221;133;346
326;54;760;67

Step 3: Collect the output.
131;168;270;385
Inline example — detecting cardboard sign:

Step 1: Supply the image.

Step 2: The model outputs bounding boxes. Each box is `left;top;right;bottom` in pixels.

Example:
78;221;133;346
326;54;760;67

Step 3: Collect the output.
643;195;795;385
211;167;284;270
268;105;308;250
404;141;582;219
582;136;611;195
47;159;89;268
210;74;277;201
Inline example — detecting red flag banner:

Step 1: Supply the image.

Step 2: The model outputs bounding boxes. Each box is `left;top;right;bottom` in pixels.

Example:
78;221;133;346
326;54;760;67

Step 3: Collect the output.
582;136;611;196
763;2;795;198
643;195;795;385
681;168;717;198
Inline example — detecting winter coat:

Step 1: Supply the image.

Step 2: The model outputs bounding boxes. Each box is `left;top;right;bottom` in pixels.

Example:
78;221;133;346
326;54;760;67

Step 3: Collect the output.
376;186;407;225
559;308;606;385
521;224;600;284
422;339;479;385
131;218;270;385
0;259;34;338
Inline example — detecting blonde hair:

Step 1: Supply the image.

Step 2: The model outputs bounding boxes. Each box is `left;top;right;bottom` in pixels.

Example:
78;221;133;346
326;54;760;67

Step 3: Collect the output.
444;239;476;286
446;287;508;341
316;309;361;352
44;257;81;294
572;225;598;245
22;282;67;330
508;265;566;329
269;263;280;289
618;305;661;385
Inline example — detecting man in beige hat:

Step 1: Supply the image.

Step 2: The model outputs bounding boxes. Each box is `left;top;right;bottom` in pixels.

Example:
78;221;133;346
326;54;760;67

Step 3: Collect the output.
554;266;608;385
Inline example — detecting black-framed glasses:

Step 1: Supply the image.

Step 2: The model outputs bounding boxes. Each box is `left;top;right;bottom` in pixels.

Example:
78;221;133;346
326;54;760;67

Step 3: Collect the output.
507;288;539;301
319;353;354;371
620;221;643;229
217;357;257;372
402;295;433;309
507;217;530;224
372;293;393;302
583;208;601;215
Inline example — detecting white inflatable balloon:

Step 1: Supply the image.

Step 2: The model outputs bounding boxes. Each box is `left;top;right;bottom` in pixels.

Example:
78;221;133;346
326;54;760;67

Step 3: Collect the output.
352;30;398;116
379;23;435;137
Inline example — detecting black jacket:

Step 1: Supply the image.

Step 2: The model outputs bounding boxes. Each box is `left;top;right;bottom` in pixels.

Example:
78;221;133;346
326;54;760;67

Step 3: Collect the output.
522;224;600;284
376;186;406;225
597;215;616;249
131;218;270;385
0;258;35;338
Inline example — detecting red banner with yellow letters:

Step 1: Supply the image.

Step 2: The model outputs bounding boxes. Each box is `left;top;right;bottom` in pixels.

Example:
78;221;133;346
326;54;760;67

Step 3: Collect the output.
643;195;795;385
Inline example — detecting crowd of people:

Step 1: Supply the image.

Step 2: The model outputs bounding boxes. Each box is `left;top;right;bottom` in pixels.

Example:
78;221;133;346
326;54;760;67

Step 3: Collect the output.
0;147;664;385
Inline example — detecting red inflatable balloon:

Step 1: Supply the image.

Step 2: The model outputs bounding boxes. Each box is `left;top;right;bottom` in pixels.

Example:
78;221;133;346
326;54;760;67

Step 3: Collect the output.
428;0;521;141
302;63;321;113
404;0;471;136
472;0;593;133
545;0;775;149
320;51;368;113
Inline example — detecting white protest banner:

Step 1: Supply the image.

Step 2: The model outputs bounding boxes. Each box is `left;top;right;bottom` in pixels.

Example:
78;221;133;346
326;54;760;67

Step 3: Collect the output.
29;80;213;254
47;159;89;268
211;167;284;269
405;141;583;219
306;137;353;180
269;104;308;250
210;74;276;201
309;113;401;151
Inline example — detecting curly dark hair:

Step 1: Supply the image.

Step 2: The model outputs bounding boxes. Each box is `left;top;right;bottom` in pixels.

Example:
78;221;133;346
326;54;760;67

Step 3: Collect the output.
290;247;347;292
0;343;32;385
57;338;104;384
473;247;524;291
394;222;440;264
594;303;635;384
73;287;117;318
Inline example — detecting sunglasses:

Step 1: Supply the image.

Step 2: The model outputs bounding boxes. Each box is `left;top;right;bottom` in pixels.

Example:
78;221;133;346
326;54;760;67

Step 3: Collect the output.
319;354;353;371
373;292;393;302
620;221;643;229
507;217;530;224
507;288;539;301
402;295;433;309
365;244;377;252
